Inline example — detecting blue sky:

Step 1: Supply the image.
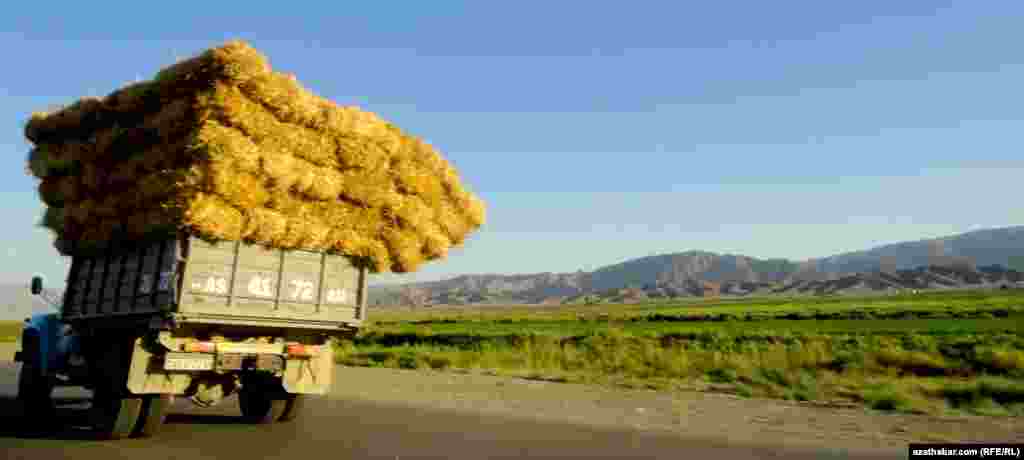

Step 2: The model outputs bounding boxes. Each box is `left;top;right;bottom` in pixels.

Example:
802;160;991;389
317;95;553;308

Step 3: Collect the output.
1;1;1022;286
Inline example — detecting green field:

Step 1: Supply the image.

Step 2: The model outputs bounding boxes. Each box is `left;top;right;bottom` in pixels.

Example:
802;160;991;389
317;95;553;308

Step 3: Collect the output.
371;289;1024;323
344;289;1024;416
3;289;1021;416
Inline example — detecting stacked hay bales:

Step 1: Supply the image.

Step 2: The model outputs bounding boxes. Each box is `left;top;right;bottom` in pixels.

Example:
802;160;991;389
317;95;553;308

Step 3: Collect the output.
24;41;485;273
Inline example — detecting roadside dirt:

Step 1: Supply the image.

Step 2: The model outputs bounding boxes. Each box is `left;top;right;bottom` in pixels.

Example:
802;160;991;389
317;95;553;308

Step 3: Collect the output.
330;365;1022;451
1;342;1019;455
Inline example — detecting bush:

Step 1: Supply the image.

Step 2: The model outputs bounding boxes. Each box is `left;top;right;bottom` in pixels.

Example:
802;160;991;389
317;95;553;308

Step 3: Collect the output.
862;384;915;412
426;355;453;370
937;377;1024;406
756;368;790;387
706;368;738;383
974;348;1024;374
874;349;951;376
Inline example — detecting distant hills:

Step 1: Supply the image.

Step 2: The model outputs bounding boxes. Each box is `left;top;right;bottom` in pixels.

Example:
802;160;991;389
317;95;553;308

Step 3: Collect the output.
370;226;1024;306
2;226;1021;318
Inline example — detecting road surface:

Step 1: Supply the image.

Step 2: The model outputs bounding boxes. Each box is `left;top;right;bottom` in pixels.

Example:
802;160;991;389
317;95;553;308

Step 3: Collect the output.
1;343;1017;459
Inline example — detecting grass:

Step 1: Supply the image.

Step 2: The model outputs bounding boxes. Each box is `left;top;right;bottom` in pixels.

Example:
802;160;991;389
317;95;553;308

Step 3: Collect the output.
366;317;1022;338
0;321;20;343
3;289;1021;416
371;289;1024;324
341;289;1024;417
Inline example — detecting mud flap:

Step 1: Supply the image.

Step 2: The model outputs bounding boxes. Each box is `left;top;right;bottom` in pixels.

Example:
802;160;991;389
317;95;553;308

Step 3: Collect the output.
282;346;334;395
127;337;193;395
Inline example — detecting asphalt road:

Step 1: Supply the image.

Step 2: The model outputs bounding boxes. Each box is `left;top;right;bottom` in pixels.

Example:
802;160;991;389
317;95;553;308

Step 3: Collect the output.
0;345;907;460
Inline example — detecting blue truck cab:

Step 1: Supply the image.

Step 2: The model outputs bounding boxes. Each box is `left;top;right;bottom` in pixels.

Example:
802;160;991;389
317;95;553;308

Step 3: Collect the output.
18;311;81;377
16;276;84;384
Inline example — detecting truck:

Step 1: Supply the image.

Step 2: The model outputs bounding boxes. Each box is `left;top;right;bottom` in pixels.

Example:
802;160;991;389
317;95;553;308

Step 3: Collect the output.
15;234;369;439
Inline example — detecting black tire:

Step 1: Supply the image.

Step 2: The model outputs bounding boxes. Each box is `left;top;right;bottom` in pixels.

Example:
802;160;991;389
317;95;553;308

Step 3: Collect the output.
238;386;288;424
17;333;55;412
91;391;143;440
133;394;172;438
278;394;306;422
17;333;55;433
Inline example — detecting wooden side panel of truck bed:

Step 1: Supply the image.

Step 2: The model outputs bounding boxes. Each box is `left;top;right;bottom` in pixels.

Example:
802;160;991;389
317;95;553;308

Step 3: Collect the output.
180;238;366;328
62;236;368;330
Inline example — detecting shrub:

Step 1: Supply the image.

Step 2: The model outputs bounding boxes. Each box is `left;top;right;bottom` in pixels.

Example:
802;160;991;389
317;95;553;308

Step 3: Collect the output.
707;368;738;383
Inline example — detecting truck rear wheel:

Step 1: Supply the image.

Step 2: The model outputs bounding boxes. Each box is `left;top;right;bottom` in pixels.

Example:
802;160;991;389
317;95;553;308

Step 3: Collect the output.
133;394;172;437
238;386;288;424
278;394;306;422
17;332;55;428
91;391;143;440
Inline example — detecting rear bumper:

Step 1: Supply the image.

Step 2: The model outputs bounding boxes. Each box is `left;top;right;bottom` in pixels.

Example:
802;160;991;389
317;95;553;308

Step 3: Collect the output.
128;336;335;395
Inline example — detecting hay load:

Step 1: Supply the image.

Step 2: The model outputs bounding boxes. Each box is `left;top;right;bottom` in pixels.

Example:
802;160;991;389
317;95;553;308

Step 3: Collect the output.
24;40;485;273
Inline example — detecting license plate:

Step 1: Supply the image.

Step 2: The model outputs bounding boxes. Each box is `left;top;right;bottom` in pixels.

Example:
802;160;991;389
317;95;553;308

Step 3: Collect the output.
164;352;215;371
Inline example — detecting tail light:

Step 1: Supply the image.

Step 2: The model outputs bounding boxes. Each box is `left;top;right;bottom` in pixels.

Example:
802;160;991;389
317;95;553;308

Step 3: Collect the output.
184;341;216;353
286;343;321;357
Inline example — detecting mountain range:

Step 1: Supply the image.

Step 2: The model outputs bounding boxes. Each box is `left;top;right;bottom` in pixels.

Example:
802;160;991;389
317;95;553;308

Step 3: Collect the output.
2;226;1021;318
369;226;1024;306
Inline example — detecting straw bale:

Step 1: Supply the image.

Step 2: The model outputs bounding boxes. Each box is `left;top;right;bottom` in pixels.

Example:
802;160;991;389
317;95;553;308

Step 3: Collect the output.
133;170;184;207
296;219;331;249
137;137;191;174
24;113;52;145
24;40;269;143
421;228;452;259
326;227;391;272
26;145;78;179
80;218;125;245
239;73;397;147
240;207;288;243
188;121;263;173
336;169;394;208
40;206;65;233
27;147;50;178
121;208;178;240
208;84;340;168
78;224;109;248
23;40;486;272
180;193;245;242
23;97;106;144
263;194;333;248
90;196;120;219
385;194;435;234
104;82;158;114
65;202;91;229
201;160;269;209
143;97;196;143
91;124;123;157
56;176;82;204
63;139;102;164
292;164;344;201
381;228;426;272
108;159;144;189
391;158;443;201
152;40;271;88
453;191;487;227
38;178;67;207
79;162;108;193
237;72;323;128
435;200;475;246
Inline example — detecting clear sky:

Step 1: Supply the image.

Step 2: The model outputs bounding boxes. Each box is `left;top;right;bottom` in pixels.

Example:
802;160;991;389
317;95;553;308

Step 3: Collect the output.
1;1;1021;287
